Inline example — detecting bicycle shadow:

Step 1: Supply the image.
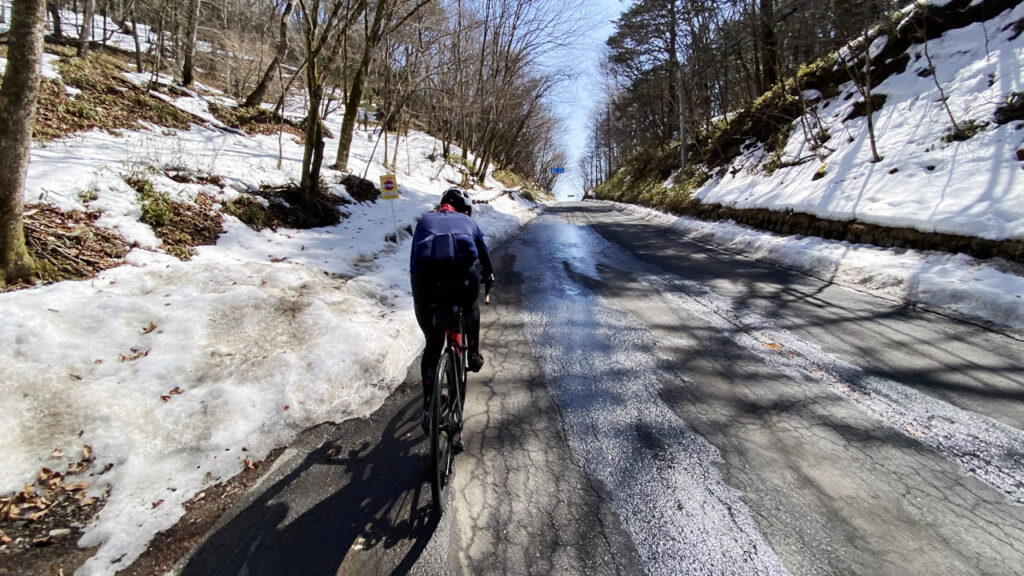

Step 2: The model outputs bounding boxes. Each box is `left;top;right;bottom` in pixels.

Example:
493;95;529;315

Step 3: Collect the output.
181;381;439;576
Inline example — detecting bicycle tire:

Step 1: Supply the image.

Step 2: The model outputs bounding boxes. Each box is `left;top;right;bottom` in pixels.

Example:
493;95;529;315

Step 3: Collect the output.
430;348;456;514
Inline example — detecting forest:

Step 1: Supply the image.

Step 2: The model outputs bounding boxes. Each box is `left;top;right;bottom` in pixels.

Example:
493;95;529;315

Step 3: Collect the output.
0;0;580;286
578;0;1022;189
579;0;904;188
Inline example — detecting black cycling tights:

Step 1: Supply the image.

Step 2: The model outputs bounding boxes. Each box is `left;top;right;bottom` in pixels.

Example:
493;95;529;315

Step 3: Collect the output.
412;267;481;407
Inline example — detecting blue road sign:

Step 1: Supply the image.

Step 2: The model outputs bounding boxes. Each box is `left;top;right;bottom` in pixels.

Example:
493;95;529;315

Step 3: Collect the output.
549;167;565;175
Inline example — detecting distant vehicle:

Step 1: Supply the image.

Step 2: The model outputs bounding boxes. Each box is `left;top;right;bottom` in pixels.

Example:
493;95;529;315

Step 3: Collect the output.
566;194;575;199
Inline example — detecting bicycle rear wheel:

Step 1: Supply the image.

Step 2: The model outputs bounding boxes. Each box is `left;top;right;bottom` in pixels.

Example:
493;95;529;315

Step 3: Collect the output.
430;348;457;514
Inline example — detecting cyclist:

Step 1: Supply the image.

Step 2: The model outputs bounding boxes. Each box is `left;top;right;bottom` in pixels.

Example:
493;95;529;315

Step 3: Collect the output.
410;187;494;432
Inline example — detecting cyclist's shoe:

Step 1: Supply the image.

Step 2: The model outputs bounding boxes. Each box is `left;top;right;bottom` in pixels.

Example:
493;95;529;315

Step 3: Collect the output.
468;353;484;372
452;437;465;454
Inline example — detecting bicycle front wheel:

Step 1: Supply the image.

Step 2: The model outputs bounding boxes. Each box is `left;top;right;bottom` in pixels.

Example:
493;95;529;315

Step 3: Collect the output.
430;348;457;514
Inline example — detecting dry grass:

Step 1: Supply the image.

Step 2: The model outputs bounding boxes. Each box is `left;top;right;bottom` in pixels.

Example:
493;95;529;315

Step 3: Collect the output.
33;45;193;141
206;101;304;139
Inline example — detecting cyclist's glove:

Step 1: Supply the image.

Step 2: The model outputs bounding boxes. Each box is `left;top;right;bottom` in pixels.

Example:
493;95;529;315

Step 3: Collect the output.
484;273;495;293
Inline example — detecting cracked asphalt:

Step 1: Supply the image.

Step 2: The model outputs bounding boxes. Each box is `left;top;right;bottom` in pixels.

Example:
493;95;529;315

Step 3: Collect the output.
179;202;1024;576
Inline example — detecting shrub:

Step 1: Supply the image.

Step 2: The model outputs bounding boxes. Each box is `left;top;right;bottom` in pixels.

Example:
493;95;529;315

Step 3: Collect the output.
124;175;223;259
128;176;174;227
942;119;988;142
224;196;270;230
994;91;1024;125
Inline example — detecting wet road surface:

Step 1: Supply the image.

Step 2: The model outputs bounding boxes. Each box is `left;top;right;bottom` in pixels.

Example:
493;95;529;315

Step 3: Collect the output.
451;202;1024;575
180;202;1024;576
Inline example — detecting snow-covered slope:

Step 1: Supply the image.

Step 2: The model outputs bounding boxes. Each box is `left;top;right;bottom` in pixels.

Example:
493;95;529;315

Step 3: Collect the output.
697;1;1024;241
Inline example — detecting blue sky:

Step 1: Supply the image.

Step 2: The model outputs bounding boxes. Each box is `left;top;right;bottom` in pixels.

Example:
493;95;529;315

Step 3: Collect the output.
548;0;625;199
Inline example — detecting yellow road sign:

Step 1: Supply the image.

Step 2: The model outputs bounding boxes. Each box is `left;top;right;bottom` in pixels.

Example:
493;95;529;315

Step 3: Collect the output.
379;174;400;200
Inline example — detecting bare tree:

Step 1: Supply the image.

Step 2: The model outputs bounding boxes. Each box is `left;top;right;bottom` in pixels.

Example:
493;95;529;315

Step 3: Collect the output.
181;0;202;85
47;2;62;38
77;0;96;56
834;23;883;162
1;0;48;287
127;0;144;72
333;0;433;172
244;0;294;107
911;3;967;140
758;0;777;90
296;0;365;195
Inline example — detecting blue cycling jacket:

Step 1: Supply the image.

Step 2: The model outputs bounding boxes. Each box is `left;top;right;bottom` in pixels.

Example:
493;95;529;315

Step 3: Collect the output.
410;207;493;278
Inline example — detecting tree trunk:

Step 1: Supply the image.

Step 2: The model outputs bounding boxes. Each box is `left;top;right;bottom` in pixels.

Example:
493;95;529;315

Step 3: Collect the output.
46;2;61;37
759;0;778;90
1;0;47;286
299;31;324;196
244;0;293;108
678;65;687;170
151;12;164;84
130;5;143;73
181;0;201;86
334;0;419;171
333;39;373;171
77;0;95;56
863;42;881;163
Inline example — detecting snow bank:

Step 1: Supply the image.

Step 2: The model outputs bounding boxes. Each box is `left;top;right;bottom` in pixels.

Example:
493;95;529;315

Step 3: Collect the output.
614;202;1024;333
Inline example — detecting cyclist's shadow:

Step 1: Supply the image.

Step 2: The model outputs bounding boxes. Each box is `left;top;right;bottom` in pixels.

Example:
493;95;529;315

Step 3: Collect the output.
182;385;438;576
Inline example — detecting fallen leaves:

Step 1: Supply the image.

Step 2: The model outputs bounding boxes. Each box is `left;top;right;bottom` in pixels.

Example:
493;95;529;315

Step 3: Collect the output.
2;501;21;521
15;203;131;290
142;322;157;334
119;347;151;362
39;468;62;490
764;342;784;350
66;446;94;475
1;445;102;525
161;387;185;402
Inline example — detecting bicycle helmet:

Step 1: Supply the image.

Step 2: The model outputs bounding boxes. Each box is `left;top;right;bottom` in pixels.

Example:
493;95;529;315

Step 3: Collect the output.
440;186;473;216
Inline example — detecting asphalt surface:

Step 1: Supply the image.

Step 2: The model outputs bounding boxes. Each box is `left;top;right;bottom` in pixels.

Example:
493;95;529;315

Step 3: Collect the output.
179;202;1024;576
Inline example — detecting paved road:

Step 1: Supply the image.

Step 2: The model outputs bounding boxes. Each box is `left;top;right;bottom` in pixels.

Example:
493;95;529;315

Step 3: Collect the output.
180;202;1024;575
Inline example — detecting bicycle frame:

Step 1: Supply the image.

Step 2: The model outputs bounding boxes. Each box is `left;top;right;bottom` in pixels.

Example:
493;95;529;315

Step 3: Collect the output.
428;279;490;515
445;313;468;401
429;305;468;515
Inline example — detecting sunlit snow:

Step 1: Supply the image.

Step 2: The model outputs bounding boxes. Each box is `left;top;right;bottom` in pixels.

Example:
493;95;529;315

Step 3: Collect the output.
0;0;1022;574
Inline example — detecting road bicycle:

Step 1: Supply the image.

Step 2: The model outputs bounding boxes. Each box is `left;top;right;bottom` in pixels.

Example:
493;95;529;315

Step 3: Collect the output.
429;282;490;516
